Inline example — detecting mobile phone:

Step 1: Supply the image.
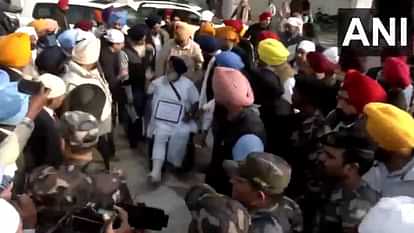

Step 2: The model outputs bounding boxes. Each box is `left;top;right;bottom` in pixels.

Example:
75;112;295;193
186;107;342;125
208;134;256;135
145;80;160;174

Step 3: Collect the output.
18;79;43;95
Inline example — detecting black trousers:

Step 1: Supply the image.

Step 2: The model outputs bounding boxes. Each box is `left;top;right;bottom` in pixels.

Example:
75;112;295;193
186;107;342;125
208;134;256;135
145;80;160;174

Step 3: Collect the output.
98;133;115;170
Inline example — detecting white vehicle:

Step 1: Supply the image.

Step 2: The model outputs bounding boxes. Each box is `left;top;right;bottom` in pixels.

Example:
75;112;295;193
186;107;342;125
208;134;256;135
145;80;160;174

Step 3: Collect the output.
133;0;204;25
6;0;215;32
7;0;139;27
130;0;221;34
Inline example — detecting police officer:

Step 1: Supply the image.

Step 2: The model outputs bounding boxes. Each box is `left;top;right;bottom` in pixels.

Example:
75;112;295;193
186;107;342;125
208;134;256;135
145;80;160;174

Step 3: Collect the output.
185;184;251;233
28;111;132;233
317;131;379;233
224;152;303;233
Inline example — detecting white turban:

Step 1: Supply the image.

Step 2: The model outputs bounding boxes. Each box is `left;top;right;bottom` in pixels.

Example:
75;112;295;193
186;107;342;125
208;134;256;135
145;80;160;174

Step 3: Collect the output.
287;17;304;34
38;73;66;99
201;10;215;22
323;47;339;64
297;40;316;53
359;196;414;233
104;29;125;44
0;198;20;233
72;32;101;65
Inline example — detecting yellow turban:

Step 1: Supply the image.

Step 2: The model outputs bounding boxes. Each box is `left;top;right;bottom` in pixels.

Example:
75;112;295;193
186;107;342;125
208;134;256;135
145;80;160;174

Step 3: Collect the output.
199;22;216;37
215;26;240;44
364;103;414;152
0;32;31;68
30;18;58;35
258;39;289;66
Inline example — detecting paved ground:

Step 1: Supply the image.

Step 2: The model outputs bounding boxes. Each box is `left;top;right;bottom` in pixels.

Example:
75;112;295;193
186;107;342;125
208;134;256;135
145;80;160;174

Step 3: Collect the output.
111;127;207;233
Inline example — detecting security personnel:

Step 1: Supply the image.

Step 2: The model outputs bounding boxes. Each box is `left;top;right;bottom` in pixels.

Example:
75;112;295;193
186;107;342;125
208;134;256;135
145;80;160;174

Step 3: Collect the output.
316;131;380;233
28;111;132;233
225;152;303;233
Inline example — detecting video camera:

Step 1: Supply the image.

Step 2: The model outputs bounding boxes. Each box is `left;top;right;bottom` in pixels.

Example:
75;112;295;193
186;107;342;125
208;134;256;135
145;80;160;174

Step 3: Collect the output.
48;203;169;233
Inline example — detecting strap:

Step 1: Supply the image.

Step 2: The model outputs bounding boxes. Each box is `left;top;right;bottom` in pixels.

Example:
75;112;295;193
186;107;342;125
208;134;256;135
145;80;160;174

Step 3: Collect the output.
168;80;182;101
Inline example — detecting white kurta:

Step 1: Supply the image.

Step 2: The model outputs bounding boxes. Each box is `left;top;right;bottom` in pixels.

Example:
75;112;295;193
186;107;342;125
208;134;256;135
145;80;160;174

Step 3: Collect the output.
147;75;200;167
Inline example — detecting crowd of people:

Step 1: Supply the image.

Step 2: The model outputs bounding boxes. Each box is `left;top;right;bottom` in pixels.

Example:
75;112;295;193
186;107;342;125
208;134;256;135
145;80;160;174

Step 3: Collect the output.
0;0;414;233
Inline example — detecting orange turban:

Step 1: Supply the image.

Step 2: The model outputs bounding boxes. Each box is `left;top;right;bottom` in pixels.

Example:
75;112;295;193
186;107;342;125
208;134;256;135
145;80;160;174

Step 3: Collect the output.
215;26;240;44
199;22;216;37
30;19;58;35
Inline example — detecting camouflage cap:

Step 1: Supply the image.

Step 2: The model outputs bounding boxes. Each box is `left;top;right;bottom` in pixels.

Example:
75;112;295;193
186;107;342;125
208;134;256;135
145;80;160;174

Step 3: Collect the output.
185;184;251;233
60;111;99;150
224;152;292;195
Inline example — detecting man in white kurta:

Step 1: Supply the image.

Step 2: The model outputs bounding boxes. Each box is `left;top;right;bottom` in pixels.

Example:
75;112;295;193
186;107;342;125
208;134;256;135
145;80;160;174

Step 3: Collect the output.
147;56;199;183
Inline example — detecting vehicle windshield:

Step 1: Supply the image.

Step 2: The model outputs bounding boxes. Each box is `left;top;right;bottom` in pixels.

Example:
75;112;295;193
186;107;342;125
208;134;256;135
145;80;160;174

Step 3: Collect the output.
135;7;200;26
33;3;100;24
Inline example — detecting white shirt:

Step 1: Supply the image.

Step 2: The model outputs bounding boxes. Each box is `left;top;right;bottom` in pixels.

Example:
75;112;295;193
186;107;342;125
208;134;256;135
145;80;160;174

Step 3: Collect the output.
282;77;296;104
43;107;55;120
147;75;199;136
363;158;414;197
153;34;162;55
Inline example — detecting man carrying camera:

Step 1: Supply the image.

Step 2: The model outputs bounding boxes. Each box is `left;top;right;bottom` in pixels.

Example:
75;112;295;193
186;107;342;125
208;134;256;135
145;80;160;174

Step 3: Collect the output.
27;111;133;233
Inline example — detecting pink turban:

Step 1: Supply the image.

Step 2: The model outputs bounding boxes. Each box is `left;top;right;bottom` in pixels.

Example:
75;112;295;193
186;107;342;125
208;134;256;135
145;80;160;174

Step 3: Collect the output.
213;67;254;110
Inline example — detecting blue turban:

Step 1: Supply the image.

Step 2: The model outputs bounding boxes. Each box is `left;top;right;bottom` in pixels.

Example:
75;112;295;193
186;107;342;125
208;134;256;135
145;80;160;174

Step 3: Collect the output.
0;81;30;126
232;134;264;161
196;35;218;54
108;10;128;28
215;51;245;70
57;29;78;50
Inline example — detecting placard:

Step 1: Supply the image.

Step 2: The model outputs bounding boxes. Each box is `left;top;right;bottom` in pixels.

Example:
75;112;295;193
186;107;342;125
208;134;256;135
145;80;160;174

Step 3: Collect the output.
154;100;183;124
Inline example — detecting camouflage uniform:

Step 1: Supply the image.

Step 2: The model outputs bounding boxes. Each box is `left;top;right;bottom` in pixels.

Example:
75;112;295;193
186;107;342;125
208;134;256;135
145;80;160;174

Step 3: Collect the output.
224;152;304;233
315;131;379;233
315;181;380;233
185;184;251;233
28;111;131;233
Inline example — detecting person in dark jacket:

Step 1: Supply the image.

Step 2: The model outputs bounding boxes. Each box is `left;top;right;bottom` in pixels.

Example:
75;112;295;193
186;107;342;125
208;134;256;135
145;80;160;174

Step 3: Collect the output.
52;0;70;31
123;24;155;146
99;28;126;138
145;15;170;59
24;73;66;173
251;64;294;158
205;66;266;195
243;11;272;47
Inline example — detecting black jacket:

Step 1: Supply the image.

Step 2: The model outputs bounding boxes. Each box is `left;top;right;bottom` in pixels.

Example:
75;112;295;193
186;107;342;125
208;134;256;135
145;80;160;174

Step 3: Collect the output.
251;68;294;157
99;40;122;102
206;106;266;195
24;110;63;172
123;40;154;89
243;23;271;47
